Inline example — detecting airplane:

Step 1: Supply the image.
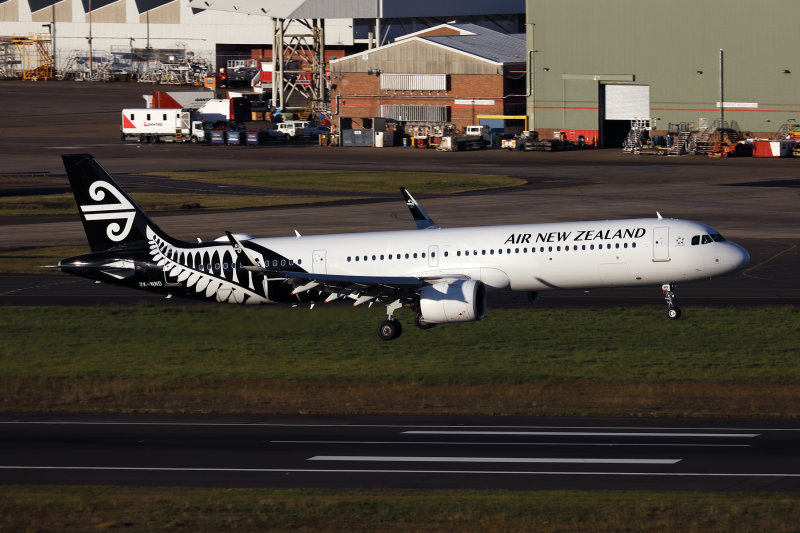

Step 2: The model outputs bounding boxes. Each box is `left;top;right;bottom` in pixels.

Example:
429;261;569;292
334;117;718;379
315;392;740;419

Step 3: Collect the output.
54;154;750;341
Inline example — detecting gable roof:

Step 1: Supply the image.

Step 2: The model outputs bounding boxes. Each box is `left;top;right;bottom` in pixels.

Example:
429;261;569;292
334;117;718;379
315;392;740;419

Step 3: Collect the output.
419;23;526;64
330;22;526;67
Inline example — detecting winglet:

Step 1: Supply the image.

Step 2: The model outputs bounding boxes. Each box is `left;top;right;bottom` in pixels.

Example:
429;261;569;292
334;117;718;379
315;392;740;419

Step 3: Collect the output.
400;187;440;230
226;231;266;272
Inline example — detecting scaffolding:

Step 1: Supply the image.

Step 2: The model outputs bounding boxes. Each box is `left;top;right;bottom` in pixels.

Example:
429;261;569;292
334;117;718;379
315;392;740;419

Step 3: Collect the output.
0;34;52;80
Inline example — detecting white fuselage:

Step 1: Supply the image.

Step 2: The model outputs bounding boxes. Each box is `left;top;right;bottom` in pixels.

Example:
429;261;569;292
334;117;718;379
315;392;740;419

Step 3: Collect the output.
241;217;749;291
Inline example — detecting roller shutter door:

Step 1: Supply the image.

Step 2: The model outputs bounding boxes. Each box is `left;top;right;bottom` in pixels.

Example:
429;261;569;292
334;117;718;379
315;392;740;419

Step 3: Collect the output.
605;85;650;120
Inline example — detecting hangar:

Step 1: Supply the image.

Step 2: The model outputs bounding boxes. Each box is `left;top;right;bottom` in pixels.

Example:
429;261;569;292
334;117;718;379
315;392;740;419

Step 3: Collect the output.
329;23;527;139
525;0;800;147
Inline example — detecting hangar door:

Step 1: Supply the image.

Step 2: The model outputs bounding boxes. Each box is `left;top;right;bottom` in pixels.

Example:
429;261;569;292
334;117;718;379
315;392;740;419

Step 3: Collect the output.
600;84;650;148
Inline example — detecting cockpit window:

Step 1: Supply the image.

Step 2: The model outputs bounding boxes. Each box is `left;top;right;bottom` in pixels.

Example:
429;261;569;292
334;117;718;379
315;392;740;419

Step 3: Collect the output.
693;233;726;245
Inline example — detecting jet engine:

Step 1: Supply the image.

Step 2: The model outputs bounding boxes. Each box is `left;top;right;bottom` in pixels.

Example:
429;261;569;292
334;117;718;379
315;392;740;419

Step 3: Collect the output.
418;280;487;324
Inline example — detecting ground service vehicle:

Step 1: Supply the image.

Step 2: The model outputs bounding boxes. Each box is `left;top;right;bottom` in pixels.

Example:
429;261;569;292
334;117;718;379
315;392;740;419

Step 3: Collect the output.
438;125;491;151
121;109;212;143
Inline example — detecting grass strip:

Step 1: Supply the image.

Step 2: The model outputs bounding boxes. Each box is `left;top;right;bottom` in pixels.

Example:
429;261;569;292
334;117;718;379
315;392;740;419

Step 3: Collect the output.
1;486;799;532
1;306;797;417
0;192;363;216
0;246;88;273
147;169;526;194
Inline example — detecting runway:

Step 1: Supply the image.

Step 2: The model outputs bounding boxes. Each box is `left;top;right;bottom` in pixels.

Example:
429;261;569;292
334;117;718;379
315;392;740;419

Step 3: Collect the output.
1;415;798;492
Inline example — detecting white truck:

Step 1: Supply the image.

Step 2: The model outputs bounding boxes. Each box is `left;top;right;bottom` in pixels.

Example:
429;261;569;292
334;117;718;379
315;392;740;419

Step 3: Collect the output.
437;124;491;151
121;108;213;143
274;120;328;139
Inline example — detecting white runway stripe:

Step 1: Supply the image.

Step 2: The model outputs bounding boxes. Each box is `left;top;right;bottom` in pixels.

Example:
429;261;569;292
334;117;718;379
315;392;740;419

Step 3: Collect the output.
271;440;749;447
403;431;759;438
308;456;681;465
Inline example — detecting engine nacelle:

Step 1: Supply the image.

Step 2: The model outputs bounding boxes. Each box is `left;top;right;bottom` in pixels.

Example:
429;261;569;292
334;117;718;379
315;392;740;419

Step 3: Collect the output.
419;280;487;324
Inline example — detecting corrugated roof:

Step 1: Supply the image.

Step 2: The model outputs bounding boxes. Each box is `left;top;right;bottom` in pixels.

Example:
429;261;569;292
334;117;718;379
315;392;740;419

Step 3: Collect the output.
187;0;522;19
420;23;526;64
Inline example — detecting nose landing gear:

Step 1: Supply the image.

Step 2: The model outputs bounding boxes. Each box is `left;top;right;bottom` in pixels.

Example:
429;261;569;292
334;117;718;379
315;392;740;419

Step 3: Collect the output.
662;283;681;319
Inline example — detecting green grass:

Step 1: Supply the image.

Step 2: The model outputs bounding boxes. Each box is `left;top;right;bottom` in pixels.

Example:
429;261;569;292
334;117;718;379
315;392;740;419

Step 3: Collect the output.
147;169;526;193
1;306;797;382
1;305;798;416
0;192;363;216
2;486;799;532
0;246;88;273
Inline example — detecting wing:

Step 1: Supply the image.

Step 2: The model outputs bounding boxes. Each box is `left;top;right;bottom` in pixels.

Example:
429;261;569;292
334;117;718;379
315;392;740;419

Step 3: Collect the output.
226;231;447;306
400;187;440;230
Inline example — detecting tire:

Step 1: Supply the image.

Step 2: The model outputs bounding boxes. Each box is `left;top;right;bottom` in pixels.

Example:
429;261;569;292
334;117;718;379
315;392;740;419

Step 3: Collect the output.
667;307;682;320
190;136;198;144
378;319;403;341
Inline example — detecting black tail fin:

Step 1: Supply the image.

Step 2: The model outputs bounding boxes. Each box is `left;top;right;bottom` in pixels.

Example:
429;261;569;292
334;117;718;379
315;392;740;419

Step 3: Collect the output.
62;154;170;252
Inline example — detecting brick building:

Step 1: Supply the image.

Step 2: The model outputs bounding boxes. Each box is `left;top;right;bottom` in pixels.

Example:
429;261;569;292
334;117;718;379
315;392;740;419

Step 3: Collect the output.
329;23;527;140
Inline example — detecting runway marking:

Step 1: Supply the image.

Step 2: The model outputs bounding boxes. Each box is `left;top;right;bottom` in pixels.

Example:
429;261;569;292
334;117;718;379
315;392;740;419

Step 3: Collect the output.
743;242;797;279
403;431;759;438
307;456;681;465
2;466;800;478
0;422;793;432
272;440;749;448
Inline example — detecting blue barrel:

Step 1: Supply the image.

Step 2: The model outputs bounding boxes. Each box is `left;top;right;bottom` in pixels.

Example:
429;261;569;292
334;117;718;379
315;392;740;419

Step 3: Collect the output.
226;131;241;145
402;137;409;147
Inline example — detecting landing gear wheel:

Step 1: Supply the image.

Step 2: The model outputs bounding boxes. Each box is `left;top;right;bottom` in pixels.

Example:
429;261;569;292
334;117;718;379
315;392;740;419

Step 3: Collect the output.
378;319;403;341
414;312;437;330
667;307;682;320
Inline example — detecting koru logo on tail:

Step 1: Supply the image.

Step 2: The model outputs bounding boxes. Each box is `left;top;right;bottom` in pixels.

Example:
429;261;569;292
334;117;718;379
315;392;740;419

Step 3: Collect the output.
80;180;136;242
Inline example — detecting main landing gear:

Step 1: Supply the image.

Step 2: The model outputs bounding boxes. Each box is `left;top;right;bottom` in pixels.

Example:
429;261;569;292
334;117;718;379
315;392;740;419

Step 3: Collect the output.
662;283;682;319
377;300;438;340
378;299;404;341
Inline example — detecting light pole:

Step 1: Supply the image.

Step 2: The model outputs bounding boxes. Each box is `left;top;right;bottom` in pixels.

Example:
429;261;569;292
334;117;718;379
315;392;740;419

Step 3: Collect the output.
87;0;93;79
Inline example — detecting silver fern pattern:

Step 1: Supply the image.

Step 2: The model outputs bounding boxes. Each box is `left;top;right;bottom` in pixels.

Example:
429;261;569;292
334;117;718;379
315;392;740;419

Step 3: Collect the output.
147;226;271;304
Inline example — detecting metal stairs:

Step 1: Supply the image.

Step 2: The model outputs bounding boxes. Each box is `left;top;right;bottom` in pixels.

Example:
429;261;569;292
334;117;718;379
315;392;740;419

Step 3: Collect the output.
667;131;691;155
622;119;650;153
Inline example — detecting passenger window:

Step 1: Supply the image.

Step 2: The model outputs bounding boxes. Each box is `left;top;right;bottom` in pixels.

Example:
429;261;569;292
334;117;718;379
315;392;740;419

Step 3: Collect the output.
281;260;286;266
490;249;494;255
557;246;561;252
355;256;359;261
372;255;376;260
380;255;384;260
422;253;426;258
413;253;418;258
163;114;167;120
405;253;409;259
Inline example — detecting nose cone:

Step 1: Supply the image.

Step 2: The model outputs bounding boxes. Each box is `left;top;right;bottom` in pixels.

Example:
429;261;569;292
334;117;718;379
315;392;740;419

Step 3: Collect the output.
729;242;750;272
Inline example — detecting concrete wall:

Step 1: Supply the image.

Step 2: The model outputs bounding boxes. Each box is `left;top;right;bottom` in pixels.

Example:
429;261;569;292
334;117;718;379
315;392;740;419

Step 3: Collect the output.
527;0;800;139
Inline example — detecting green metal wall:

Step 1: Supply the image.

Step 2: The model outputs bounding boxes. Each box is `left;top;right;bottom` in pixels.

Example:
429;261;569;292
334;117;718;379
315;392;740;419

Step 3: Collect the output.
527;0;800;135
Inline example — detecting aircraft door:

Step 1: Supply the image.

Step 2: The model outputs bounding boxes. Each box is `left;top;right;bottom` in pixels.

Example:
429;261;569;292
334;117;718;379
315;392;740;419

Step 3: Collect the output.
653;226;670;261
312;249;327;274
428;245;439;267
